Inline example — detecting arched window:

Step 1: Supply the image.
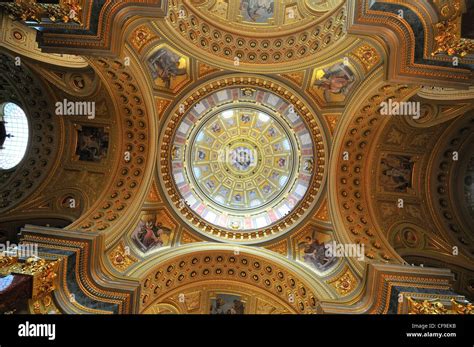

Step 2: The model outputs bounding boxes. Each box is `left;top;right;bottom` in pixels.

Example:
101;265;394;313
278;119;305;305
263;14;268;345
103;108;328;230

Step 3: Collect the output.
0;102;29;170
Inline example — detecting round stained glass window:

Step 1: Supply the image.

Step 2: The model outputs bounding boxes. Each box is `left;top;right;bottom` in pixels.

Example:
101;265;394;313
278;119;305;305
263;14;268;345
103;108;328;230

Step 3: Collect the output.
0;102;29;170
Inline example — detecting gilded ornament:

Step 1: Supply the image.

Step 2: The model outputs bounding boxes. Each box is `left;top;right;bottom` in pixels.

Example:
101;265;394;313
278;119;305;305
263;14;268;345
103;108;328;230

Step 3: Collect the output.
0;254;17;271
108;241;137;272
131;26;155;51
328;268;356;295
450;299;474;314
407;297;474;314
0;0;82;25
353;45;380;70
432;20;474;57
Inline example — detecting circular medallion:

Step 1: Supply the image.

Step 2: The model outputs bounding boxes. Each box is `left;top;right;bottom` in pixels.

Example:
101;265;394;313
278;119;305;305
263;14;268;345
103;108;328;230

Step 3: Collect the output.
227;143;258;173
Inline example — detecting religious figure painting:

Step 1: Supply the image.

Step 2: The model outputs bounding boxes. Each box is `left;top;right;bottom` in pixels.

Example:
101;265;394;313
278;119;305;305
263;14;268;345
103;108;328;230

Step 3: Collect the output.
211;122;222;133
197;149;206;160
75;126;109;162
297;229;337;271
303;158;314;173
277;158;286;168
147;48;187;89
241;114;251;123
240;0;274;23
210;294;245;314
132;217;173;253
313;62;356;103
380;154;414;193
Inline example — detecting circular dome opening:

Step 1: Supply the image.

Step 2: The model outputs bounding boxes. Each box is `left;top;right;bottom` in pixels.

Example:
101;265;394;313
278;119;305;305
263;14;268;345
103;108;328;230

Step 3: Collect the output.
167;86;319;236
188;107;297;213
0;102;29;170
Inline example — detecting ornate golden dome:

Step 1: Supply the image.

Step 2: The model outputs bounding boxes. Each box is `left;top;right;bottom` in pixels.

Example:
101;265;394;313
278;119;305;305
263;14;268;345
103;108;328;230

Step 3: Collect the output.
0;0;473;320
160;76;327;242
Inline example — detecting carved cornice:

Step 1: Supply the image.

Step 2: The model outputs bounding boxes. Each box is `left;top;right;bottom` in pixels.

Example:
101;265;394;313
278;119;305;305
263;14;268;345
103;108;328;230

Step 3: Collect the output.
0;12;88;68
20;224;140;314
348;0;474;87
321;263;459;314
0;1;168;55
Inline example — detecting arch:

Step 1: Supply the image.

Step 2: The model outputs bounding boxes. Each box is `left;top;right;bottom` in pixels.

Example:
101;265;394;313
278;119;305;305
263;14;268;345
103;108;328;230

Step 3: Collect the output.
64;46;158;247
128;243;339;314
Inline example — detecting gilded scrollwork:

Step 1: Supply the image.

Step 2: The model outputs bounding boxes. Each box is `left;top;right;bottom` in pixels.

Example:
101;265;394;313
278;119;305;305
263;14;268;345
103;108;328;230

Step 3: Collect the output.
407;297;474;314
0;255;60;301
29;294;61;314
108;241;138;272
431;0;474;57
350;0;474;86
432;20;474;57
0;0;83;25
